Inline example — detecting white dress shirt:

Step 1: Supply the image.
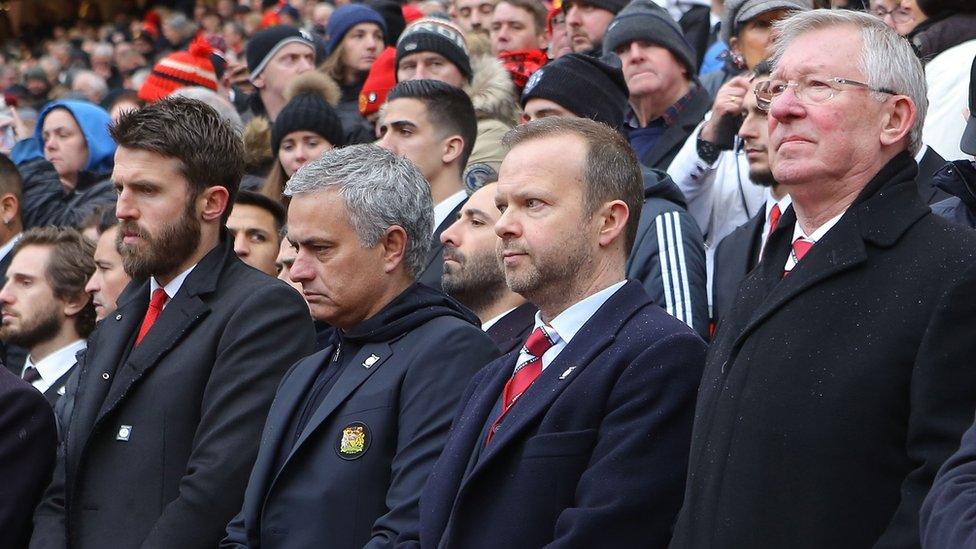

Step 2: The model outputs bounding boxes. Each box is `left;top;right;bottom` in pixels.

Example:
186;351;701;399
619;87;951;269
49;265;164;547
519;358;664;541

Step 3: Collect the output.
783;210;846;273
0;232;22;263
482;307;516;332
758;194;793;260
517;280;626;372
23;339;86;394
432;190;467;233
149;264;197;310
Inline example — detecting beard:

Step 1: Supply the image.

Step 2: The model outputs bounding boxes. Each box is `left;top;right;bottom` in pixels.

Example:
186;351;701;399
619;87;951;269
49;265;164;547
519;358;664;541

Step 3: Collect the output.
442;246;508;314
750;166;778;187
0;298;63;349
117;201;201;280
502;232;593;301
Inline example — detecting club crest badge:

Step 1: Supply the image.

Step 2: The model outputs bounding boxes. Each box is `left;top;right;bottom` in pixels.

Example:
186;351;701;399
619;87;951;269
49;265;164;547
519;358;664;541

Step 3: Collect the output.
336;422;370;460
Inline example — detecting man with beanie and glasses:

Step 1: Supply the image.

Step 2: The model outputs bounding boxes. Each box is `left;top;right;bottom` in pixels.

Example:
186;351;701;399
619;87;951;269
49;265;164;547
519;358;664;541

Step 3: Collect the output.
520;53;709;338
604;0;711;171
242;25;318;122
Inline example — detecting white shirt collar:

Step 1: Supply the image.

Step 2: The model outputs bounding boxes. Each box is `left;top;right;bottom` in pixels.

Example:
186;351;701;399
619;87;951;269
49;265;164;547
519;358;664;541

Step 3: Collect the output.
538;280;627;346
0;232;22;262
432;190;467;234
482;307;517;331
150;263;198;305
915;144;929;164
791;209;846;244
23;339;86;393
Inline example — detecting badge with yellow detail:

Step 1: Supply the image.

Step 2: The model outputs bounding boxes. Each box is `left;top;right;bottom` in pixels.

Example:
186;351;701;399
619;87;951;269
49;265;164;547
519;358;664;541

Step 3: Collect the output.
336;422;370;460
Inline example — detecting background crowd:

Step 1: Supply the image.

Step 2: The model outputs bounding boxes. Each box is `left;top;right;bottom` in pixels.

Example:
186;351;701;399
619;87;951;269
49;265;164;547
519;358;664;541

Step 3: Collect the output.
0;0;975;547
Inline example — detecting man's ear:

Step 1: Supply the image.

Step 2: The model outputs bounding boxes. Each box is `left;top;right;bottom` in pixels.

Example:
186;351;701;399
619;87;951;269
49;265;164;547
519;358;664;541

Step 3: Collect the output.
0;192;18;225
62;290;90;318
380;225;408;274
442;135;465;166
879;95;916;149
595;199;630;250
252;72;265;91
199;185;231;223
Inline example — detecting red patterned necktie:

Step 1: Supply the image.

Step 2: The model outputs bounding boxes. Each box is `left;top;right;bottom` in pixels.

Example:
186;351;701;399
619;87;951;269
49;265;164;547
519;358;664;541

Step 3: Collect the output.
485;326;556;446
135;288;168;346
766;203;782;241
784;237;815;278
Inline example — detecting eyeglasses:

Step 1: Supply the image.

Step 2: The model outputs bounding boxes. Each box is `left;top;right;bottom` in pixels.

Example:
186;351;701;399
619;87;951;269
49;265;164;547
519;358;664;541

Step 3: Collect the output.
870;6;914;24
754;75;897;111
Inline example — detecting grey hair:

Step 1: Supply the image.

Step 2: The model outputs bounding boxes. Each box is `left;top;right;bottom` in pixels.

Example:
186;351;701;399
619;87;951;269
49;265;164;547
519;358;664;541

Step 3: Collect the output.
285;144;434;279
770;9;927;155
71;70;109;103
170;87;244;134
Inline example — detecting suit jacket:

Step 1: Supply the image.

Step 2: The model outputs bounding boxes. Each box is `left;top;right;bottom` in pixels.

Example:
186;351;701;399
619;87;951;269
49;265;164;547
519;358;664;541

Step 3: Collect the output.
401;281;707;548
0;367;57;549
484;302;536;356
635;85;712;171
41;365;76;408
710;206;765;329
671;152;976;549
221;288;499;549
30;234;316;549
418;201;465;291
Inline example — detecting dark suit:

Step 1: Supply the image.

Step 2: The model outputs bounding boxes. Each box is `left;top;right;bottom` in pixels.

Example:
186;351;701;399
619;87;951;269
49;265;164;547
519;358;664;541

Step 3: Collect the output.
222;284;499;548
921;415;976;548
917;145;950;204
418;201;465;291
30;234;316;549
485;302;536;355
402;281;706;548
40;367;76;408
671;152;976;548
631;86;712;171
0;367;57;549
710;206;765;329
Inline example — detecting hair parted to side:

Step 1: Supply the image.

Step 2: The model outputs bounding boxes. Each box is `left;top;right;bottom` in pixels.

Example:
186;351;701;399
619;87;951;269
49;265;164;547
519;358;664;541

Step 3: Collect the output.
284;144;434;279
0;153;23;201
770;9;927;155
388;79;479;168
12;226;96;338
501;117;644;252
236;189;287;233
110;96;245;222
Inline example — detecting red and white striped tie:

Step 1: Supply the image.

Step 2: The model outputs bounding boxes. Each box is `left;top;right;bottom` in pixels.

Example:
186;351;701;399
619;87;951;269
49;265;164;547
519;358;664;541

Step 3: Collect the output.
485;326;556;445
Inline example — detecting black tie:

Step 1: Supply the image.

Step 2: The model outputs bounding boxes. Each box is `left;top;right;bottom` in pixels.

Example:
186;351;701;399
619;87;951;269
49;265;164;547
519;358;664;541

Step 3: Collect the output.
22;366;41;384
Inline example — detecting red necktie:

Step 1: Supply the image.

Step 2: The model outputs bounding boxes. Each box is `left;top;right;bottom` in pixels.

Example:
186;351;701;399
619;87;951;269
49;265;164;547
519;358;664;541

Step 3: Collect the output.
766;203;782;241
135;288;168;346
485;326;556;446
784;237;815;278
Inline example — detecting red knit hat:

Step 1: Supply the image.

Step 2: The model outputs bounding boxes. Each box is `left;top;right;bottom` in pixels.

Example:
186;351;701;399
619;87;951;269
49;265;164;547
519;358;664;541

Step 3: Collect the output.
138;35;219;102
402;4;425;23
359;46;397;117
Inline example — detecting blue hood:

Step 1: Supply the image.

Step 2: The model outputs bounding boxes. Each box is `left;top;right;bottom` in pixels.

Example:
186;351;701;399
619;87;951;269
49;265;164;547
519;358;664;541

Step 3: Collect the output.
36;100;116;175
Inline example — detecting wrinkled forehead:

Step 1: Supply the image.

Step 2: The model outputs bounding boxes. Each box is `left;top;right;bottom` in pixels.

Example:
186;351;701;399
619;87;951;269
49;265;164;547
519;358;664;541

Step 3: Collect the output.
772;25;864;79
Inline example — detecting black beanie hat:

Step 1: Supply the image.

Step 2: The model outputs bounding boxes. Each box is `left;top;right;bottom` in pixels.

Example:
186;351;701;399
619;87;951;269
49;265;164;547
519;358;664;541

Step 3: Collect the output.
602;0;698;76
521;53;629;129
916;0;976;16
271;93;346;153
362;0;407;46
396;18;473;82
247;26;317;81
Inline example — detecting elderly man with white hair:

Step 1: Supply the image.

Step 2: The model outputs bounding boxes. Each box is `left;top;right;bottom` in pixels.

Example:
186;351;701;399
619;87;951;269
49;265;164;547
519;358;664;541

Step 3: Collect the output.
671;9;976;548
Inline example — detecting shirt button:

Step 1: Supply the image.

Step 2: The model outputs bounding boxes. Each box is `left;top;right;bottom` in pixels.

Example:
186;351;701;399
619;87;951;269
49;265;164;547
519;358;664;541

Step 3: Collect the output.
102;372;110;380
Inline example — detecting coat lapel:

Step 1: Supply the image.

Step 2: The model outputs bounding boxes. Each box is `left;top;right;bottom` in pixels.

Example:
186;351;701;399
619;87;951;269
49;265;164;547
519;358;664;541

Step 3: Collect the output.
462;282;649;484
639;87;710;169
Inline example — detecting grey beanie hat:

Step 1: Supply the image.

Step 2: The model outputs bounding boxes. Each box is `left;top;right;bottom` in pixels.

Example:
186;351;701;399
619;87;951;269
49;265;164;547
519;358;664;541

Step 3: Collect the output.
602;0;698;76
721;0;809;45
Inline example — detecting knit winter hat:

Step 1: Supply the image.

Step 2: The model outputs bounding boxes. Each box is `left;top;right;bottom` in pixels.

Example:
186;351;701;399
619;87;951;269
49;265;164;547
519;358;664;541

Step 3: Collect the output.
247;25;317;81
360;47;398;116
139;35;219;102
362;0;407;45
563;0;629;16
396;18;473;82
521;53;629;129
325;4;387;55
271;94;346;153
603;0;698;76
721;0;808;45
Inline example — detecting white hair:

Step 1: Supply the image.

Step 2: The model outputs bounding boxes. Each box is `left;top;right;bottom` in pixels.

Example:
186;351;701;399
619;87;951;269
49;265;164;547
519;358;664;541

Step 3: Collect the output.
771;9;927;155
169;87;243;134
285;145;434;278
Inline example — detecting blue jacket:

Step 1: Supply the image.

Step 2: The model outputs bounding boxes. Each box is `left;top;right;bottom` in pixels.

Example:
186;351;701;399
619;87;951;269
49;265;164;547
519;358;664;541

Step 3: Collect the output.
398;280;706;548
930;159;976;229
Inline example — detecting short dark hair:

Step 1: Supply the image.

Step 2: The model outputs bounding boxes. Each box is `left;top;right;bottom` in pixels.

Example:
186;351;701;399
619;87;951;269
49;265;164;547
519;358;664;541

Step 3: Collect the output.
387;79;478;168
753;58;774;79
502;117;644;251
496;0;547;35
0;153;22;201
235;190;286;233
79;204;119;236
110;96;245;223
12;226;96;338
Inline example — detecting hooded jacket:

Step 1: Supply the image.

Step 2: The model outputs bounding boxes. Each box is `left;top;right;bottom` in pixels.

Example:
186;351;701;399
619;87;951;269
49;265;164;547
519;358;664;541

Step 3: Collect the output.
222;282;500;549
464;54;519;179
931;159;976;228
10;100;117;228
626;167;709;339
